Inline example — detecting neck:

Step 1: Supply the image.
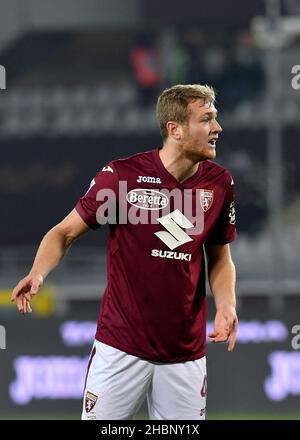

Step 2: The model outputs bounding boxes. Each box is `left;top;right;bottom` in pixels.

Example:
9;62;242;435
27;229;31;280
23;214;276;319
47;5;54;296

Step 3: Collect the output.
159;141;200;183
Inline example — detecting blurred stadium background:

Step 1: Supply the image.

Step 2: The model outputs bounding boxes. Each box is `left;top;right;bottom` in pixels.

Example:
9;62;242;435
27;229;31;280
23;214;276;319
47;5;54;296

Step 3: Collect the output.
1;0;300;420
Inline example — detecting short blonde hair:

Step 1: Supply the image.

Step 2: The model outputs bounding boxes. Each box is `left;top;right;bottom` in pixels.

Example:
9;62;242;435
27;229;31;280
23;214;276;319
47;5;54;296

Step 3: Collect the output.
156;84;216;141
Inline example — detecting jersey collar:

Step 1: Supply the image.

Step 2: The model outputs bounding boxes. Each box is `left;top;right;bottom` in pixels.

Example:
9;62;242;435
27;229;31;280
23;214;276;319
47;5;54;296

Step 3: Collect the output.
152;147;204;189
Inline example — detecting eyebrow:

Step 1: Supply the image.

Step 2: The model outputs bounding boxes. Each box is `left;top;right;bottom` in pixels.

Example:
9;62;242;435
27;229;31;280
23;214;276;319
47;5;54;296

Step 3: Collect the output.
201;111;218;118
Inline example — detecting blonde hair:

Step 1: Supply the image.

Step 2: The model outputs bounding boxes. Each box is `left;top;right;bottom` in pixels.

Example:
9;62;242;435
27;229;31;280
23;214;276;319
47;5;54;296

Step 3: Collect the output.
156;84;216;141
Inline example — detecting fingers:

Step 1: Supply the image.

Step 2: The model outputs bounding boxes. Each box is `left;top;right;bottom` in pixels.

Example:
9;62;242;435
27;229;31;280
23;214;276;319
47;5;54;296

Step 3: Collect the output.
16;295;27;314
11;278;33;301
16;295;24;313
11;279;27;302
24;290;36;301
24;285;39;302
228;322;238;352
11;274;42;302
210;307;238;350
22;296;28;314
208;321;236;345
25;300;33;314
11;274;42;314
209;325;238;350
208;332;229;343
15;293;33;314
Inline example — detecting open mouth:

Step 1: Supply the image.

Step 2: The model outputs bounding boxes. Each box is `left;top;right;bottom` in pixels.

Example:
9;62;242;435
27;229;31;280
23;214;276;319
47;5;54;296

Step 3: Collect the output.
208;139;217;147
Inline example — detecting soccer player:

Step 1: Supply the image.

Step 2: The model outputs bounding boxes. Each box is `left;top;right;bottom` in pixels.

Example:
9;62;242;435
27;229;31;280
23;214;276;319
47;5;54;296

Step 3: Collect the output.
11;84;238;420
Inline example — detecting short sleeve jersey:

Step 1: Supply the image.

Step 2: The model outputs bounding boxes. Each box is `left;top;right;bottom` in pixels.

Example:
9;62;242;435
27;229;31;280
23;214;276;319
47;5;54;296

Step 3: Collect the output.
75;148;237;363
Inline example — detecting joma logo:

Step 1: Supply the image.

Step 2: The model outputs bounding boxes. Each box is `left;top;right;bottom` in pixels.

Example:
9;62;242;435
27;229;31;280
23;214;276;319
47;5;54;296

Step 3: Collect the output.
137;176;162;184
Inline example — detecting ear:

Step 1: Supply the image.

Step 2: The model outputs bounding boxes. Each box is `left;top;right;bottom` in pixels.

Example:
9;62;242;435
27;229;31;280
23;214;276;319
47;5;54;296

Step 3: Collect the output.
166;121;182;141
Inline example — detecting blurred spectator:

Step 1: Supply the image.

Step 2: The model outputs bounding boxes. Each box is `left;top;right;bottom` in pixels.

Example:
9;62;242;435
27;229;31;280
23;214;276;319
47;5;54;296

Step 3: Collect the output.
184;28;207;84
218;31;264;110
130;32;163;107
161;30;190;86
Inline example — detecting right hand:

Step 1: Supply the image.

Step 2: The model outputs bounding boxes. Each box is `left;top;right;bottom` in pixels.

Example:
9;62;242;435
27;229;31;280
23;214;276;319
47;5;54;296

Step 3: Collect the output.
11;273;44;314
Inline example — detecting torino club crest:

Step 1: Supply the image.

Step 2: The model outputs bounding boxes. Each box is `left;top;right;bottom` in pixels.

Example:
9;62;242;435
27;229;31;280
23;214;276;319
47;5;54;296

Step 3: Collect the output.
200;189;214;212
85;390;98;413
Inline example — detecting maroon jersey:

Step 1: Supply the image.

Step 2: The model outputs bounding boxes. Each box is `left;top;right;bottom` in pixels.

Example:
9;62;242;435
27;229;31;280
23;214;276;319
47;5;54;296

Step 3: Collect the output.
75;148;237;362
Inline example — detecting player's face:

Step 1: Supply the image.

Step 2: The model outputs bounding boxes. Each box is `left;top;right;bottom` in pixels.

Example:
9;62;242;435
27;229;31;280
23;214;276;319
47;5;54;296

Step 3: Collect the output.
180;100;222;161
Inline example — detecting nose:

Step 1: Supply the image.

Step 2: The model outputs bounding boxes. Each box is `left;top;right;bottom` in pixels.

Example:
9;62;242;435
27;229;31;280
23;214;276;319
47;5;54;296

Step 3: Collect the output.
213;120;222;133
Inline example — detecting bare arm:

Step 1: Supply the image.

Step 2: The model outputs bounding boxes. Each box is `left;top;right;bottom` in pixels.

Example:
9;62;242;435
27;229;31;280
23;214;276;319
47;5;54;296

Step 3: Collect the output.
11;209;90;314
205;243;238;351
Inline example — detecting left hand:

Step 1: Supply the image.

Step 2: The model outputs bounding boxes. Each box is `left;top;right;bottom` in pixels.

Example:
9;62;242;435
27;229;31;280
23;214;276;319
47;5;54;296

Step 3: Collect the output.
208;305;238;351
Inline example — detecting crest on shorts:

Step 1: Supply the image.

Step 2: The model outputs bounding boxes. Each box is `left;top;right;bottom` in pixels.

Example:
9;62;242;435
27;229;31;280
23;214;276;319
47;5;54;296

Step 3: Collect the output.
200;189;214;212
85;390;98;413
